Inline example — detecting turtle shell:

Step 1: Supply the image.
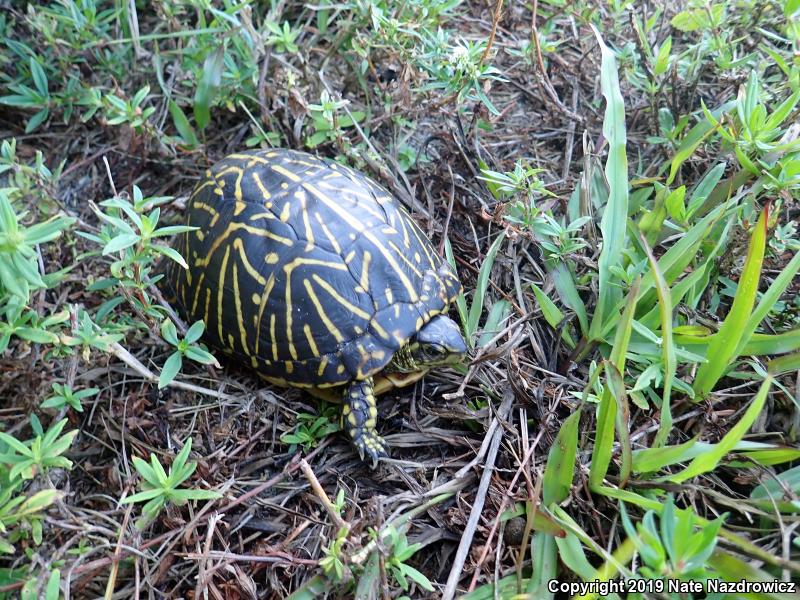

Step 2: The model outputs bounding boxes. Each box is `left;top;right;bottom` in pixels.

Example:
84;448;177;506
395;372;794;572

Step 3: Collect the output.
164;149;462;388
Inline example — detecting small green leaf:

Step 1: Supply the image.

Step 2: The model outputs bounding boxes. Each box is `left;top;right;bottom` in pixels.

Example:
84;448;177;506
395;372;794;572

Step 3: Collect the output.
158;351;182;388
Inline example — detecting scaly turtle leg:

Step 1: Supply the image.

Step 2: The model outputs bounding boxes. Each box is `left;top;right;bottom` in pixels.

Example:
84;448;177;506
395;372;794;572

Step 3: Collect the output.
342;377;386;464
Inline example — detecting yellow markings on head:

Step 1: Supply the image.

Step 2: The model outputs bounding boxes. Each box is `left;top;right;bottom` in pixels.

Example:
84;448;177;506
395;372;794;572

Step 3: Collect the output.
265;252;279;264
415;316;424;331
385;286;393;305
227;333;235;348
394;304;401;319
337;364;345;374
314;212;341;254
270;313;278;361
280;202;292;222
194;222;292;267
216;245;231;344
317;355;329;377
360;251;371;291
303;324;320;357
232;238;267;286
303;278;344;344
354;325;363;335
205;169;213;178
285;360;294;374
281;182;289;190
191;272;206;315
271;163;302;182
414;252;421;263
251;172;272;201
251;292;261;305
355;285;365;294
266;151;279;158
311;274;370;320
342;403;350;415
344;250;356;263
195;230;205;241
214;187;224;196
234;201;247;216
251;356;259;368
349;233;356;241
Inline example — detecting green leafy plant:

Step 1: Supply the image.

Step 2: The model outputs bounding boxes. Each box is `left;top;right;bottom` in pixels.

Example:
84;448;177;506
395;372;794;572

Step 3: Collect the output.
120;437;221;528
0;417;76;481
384;526;435;593
621;496;726;589
158;319;219;388
280;407;340;450
40;383;99;413
265;21;302;54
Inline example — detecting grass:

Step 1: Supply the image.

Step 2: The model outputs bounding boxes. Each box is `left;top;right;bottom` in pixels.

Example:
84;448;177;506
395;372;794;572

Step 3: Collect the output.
1;0;800;598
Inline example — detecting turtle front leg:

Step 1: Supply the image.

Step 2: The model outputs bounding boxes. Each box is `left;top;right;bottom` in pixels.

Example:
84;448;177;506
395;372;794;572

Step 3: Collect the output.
342;377;387;464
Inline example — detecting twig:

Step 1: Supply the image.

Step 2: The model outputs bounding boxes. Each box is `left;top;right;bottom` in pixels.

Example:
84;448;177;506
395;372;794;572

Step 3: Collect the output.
300;458;349;531
107;342;231;401
441;388;514;600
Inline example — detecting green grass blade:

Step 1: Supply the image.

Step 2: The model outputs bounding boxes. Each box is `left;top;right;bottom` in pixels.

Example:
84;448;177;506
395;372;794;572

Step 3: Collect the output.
543;407;582;506
590;279;639;489
767;352;800;375
632;436;699;473
466;234;504;343
444;238;468;332
604;362;631;487
588;26;629;341
526;533;557;598
693;205;769;398
641;235;675;447
734;250;800;356
670;377;772;483
550;262;588;336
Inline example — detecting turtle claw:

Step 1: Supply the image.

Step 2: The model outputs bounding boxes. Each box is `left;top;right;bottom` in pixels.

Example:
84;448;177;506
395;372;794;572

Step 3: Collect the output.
352;430;388;467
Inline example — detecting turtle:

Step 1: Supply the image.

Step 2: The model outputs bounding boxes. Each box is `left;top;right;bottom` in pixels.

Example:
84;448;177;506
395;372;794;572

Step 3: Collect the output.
160;148;467;463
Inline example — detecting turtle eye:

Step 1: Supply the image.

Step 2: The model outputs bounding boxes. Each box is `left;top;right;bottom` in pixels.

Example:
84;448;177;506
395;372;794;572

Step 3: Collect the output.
422;343;447;359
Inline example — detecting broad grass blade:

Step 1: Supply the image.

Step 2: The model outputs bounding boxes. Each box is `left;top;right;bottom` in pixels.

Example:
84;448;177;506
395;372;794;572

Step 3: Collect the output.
670;377;772;483
693;205;769;398
641;235;675;447
589;279;639;489
588;26;629;341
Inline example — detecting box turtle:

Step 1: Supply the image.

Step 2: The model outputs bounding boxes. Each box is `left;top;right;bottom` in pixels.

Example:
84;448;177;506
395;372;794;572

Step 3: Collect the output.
161;149;467;463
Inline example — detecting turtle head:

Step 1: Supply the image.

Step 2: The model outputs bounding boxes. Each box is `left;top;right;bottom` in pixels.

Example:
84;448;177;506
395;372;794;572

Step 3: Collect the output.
391;315;467;372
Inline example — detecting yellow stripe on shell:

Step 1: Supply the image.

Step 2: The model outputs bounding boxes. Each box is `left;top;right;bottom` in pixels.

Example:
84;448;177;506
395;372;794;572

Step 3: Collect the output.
216;245;231;344
232;261;249;354
303;324;320;357
194;222;293;267
232;238;267;286
303;278;345;344
251;172;272;201
302;182;419;302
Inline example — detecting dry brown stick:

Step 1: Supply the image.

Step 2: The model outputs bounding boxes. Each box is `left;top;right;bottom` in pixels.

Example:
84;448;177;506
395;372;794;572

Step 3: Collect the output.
441;388;514;600
299;458;349;532
480;0;504;66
